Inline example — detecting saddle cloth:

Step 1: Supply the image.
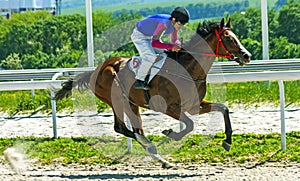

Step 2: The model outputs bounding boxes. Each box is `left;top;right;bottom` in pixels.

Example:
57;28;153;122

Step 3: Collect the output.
128;54;167;83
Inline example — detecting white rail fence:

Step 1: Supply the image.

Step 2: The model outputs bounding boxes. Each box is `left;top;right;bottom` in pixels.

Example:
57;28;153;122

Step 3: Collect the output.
1;59;300;150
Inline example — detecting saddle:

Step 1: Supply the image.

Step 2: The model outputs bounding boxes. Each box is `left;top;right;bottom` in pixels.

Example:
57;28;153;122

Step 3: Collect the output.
128;54;167;84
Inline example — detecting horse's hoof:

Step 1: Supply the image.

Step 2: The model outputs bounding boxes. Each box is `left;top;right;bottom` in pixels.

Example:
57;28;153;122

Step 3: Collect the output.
162;129;173;136
222;141;231;152
162;129;183;141
162;162;173;169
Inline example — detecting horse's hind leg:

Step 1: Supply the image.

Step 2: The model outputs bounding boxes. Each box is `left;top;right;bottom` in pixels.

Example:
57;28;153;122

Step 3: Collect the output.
199;100;232;151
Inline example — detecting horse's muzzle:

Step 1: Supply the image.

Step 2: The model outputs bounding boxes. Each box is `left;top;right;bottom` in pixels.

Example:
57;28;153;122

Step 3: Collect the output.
238;52;252;66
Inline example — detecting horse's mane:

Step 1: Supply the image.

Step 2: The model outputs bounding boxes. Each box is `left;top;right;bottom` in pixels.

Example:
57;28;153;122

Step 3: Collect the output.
166;20;220;59
195;20;220;38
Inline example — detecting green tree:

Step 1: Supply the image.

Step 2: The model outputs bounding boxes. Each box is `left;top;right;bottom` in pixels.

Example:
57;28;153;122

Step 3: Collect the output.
93;11;141;63
0;11;52;60
29;14;86;56
229;12;250;39
277;2;300;44
0;53;22;70
269;36;300;59
241;38;262;60
243;8;261;41
21;51;52;69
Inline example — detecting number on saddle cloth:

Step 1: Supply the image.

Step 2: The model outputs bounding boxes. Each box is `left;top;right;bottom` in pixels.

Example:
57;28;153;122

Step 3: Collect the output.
132;57;140;68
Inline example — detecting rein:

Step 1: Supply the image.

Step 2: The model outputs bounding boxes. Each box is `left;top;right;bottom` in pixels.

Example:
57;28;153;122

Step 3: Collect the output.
183;28;233;59
164;68;206;83
170;27;233;84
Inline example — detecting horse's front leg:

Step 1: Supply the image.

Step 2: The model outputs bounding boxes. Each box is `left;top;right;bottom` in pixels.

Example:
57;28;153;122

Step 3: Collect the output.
200;100;232;151
134;133;172;168
162;112;194;141
125;104;172;168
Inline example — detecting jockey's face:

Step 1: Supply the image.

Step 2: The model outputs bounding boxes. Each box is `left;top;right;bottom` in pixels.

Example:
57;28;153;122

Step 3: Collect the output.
172;18;185;31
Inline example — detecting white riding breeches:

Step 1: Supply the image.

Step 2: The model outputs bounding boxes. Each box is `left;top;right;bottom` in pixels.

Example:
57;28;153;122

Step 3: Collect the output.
131;28;165;81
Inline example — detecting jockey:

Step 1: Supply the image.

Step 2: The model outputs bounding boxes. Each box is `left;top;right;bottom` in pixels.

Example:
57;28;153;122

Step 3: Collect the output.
131;7;190;90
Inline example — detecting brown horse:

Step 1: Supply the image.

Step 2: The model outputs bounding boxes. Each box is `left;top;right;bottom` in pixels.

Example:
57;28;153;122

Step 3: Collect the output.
55;18;251;168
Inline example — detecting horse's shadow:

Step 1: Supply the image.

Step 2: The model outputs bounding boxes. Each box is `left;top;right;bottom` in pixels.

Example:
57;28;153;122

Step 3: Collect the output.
31;172;205;180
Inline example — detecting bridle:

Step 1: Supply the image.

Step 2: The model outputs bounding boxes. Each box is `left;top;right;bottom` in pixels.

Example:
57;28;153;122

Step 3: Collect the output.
202;28;234;59
169;27;235;83
183;27;234;60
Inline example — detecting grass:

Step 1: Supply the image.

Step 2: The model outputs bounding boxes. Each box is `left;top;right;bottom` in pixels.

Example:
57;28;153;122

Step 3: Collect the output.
172;132;300;163
206;80;300;108
0;137;115;165
0;80;299;165
1;132;299;165
0;89;109;116
0;80;300;116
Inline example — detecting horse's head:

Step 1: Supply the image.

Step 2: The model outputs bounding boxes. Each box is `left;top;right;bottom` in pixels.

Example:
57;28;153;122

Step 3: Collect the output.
218;18;251;65
196;18;252;66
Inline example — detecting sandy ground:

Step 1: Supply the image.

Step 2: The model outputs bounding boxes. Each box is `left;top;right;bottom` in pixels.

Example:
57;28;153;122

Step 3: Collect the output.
1;105;300;180
1;106;300;138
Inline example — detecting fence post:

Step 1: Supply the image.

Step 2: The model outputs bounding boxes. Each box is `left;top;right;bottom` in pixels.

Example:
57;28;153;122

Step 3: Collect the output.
278;80;286;150
31;79;35;98
51;72;63;138
51;91;58;138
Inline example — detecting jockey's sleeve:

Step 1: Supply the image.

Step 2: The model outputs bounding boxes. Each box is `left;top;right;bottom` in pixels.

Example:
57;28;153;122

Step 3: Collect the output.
152;23;174;50
171;30;181;45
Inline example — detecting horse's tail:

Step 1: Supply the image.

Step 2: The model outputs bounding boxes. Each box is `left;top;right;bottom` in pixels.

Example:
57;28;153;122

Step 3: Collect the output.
54;71;93;101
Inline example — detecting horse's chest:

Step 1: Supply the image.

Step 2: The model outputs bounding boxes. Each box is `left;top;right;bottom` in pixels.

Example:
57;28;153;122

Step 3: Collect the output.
197;82;207;100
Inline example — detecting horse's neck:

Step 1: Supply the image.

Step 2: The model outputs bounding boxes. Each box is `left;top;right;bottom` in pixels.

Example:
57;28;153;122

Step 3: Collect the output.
180;37;216;79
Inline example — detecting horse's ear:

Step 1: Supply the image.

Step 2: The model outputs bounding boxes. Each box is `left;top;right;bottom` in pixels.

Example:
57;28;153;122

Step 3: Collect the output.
226;18;231;28
220;18;225;29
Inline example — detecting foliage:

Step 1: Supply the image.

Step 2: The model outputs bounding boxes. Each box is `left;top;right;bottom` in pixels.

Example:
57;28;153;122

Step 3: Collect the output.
0;137;115;164
61;0;280;15
1;80;300;115
0;53;22;70
228;1;300;60
270;37;300;59
0;90;111;116
0;90;52;115
113;1;250;20
0;10;139;69
204;80;300;107
0;2;299;68
0;132;299;164
277;1;300;44
0;1;300;115
172;132;300;163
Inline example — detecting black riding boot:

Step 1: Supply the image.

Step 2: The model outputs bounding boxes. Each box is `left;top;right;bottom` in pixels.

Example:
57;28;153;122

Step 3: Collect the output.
133;80;150;90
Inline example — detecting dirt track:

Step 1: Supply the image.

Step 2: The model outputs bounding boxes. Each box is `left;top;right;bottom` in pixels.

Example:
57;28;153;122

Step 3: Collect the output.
1;106;300;180
1;159;300;181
